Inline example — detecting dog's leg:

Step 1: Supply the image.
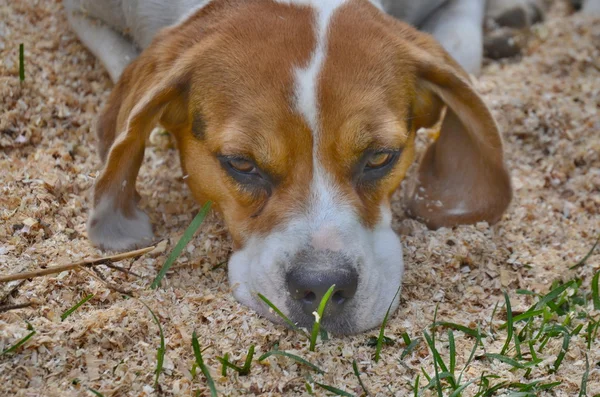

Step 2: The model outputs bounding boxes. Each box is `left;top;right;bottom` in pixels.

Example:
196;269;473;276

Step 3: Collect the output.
419;0;486;75
583;0;600;13
377;0;448;27
486;0;544;29
65;0;139;83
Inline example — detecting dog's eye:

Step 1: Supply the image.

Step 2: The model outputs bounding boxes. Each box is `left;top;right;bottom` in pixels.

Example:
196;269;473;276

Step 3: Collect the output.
218;155;274;193
357;149;401;184
228;158;257;174
365;152;394;170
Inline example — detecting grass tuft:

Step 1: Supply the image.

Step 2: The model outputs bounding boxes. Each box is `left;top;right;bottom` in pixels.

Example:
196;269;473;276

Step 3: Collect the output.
217;345;255;376
138;301;165;388
191;331;218;397
309;284;336;351
374;283;402;362
151;201;212;289
61;294;94;321
1;322;36;356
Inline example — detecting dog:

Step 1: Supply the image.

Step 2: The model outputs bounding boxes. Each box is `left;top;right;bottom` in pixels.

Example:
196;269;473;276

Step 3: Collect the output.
65;0;524;335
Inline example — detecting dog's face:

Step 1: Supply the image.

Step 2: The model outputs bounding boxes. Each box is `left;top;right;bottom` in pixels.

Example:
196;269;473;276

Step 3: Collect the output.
89;0;512;334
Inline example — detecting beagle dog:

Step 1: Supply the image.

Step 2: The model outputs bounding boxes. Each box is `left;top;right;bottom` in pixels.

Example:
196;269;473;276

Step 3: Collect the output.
65;0;520;334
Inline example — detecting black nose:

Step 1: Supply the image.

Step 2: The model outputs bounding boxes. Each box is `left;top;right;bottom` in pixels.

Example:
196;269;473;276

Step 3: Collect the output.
286;267;358;317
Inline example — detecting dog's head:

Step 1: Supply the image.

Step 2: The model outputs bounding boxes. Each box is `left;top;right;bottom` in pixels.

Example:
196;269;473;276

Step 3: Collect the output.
88;0;512;334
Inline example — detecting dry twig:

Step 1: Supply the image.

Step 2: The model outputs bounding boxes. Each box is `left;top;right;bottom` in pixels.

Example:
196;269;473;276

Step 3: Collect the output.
0;246;155;283
0;302;32;313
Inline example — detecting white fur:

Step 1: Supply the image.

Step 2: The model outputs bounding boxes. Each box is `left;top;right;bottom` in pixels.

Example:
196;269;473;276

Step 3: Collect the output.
229;0;404;333
229;199;404;333
583;0;600;13
420;0;486;75
64;0;212;82
87;196;154;251
291;0;348;133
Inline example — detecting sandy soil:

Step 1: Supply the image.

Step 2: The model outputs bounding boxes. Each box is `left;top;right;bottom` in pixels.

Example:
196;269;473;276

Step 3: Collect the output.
0;1;599;396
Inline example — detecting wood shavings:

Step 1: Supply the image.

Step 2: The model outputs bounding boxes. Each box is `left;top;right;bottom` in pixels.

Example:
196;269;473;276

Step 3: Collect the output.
0;1;599;396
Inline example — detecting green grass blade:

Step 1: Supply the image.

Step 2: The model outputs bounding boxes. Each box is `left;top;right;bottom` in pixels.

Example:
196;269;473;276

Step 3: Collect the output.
19;43;24;82
217;355;243;373
433;321;488;338
258;350;324;374
1;329;36;355
592;270;600;310
315;383;354;397
570;234;599;269
457;325;481;385
151;201;212;289
241;345;255;375
504;309;545;327
484;353;526;369
220;353;230;376
310;284;335;351
374;283;402;362
547;325;571;373
138;301;165;388
191;331;218;397
257;293;308;338
423;331;450;374
400;337;422;360
421;372;455;391
500;291;514;355
449;379;478;397
61;294;94;321
448;330;456;375
352;359;369;396
87;388;104;397
527;281;576;315
413;375;420;397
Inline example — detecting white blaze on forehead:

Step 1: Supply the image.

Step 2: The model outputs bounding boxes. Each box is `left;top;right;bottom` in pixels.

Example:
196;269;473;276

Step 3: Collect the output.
281;0;349;133
281;0;356;232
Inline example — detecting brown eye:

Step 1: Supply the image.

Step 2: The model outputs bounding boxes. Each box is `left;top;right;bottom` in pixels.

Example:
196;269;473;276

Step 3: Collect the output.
228;158;256;174
366;152;393;169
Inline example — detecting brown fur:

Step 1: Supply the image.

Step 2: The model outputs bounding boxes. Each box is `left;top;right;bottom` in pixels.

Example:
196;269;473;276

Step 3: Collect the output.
90;0;511;250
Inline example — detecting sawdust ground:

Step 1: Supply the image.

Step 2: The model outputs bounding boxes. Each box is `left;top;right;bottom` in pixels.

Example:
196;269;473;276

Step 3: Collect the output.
0;0;599;396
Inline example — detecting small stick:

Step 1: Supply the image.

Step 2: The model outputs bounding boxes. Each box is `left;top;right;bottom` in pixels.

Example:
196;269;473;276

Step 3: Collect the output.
0;302;32;313
89;267;134;297
0;246;155;283
102;263;143;278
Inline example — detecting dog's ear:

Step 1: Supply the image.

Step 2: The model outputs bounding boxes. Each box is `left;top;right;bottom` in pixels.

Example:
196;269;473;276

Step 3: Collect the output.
404;33;512;229
88;45;194;251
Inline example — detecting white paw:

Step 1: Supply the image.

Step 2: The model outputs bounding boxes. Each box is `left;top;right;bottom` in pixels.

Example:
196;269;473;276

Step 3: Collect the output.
87;197;154;251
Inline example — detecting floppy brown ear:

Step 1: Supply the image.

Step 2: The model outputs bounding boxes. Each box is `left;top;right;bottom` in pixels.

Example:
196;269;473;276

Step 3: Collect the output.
404;38;512;229
88;49;193;251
